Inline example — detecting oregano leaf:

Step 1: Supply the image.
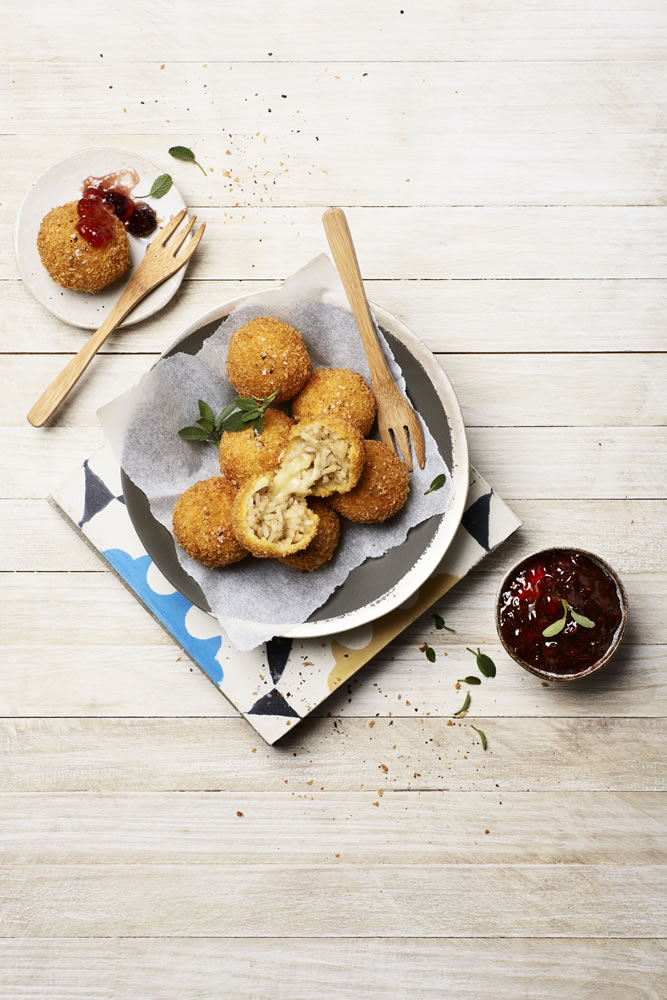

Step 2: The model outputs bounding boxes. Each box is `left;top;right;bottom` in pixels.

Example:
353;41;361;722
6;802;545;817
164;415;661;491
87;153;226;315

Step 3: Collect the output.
424;473;446;496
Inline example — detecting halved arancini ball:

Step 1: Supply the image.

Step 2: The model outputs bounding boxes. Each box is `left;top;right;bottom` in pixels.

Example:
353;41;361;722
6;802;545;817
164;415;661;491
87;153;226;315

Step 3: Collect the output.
291;367;377;436
329;439;410;523
37;201;130;293
282;416;365;498
226;316;312;403
173;477;248;568
278;499;341;572
231;472;320;559
219;407;292;484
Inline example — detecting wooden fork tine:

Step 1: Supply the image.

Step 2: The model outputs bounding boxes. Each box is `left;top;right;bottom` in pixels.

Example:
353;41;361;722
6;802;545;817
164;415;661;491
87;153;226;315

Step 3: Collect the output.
406;411;426;469
171;215;197;256
158;208;188;245
392;424;414;473
175;222;205;262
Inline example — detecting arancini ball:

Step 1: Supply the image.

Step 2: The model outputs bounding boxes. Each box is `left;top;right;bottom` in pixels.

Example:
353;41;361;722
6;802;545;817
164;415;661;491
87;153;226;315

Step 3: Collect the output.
173;477;248;568
231;472;320;558
226;316;311;403
283;416;365;497
37;201;130;293
291;367;377;435
219;407;292;484
329;439;410;523
278;499;341;572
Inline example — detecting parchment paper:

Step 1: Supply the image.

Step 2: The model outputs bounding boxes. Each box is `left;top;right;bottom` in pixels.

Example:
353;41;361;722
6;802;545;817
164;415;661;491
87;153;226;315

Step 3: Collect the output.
99;255;453;649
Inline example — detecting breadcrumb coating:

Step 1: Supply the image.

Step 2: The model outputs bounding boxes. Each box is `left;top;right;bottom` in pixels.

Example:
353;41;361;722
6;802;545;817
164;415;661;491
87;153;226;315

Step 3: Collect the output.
279;499;341;572
37;201;130;293
329;439;410;523
173;477;248;568
219;407;292;484
226;316;312;403
291;367;377;435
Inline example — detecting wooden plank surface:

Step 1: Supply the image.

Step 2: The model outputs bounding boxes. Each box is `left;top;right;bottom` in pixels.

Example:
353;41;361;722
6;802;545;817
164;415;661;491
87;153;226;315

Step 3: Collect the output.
3;278;667;355
0;938;665;1000
1;718;664;792
1;791;664;864
2;0;665;993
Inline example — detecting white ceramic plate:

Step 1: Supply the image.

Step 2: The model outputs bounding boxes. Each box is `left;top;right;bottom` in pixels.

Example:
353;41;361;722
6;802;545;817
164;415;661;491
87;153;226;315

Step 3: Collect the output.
122;295;470;639
15;147;188;329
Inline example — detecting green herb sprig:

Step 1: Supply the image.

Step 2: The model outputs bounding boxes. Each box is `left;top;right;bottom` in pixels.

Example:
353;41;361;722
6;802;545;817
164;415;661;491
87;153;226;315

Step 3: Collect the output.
542;598;596;638
466;647;497;678
169;145;207;177
420;643;436;663
424;473;446;496
434;613;455;633
136;173;173;199
454;692;471;717
471;725;487;750
178;390;279;444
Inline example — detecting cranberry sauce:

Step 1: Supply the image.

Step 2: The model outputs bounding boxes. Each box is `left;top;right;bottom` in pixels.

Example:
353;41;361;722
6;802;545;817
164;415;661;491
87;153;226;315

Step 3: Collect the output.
498;549;624;676
76;168;157;246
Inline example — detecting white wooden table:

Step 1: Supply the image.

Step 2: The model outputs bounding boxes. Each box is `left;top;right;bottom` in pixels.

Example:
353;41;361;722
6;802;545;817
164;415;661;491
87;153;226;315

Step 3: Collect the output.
2;2;666;996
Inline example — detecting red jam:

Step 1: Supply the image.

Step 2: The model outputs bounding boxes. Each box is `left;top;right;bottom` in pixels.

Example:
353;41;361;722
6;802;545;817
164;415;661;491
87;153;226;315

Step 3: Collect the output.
76;169;157;246
498;549;624;676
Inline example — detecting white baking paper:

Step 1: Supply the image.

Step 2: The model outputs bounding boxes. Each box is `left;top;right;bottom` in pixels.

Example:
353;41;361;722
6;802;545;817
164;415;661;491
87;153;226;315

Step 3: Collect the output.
99;255;453;649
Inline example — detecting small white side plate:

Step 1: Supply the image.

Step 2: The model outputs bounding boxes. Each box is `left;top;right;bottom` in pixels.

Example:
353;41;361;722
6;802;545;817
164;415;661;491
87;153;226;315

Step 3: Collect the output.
15;147;188;330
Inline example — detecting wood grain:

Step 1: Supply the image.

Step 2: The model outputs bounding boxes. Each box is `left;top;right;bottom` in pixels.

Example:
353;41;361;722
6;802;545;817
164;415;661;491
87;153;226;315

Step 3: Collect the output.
2;863;664;937
1;718;664;792
0;937;664;1000
1;791;664;865
3;278;667;355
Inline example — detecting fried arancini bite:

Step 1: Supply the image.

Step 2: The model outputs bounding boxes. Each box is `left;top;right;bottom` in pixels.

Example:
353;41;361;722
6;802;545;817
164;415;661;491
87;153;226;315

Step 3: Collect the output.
281;417;364;498
37;201;130;293
231;417;362;558
291;368;377;436
226;316;312;403
231;472;320;558
278;499;341;572
219;407;292;484
329;439;410;523
173;477;248;568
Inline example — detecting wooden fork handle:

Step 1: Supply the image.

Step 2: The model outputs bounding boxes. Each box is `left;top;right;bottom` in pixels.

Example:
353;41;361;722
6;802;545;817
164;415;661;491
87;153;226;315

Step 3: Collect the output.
26;282;146;427
322;207;395;391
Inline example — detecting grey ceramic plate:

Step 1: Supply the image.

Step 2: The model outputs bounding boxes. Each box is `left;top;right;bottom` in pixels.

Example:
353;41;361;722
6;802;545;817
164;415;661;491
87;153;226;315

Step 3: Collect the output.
121;296;469;638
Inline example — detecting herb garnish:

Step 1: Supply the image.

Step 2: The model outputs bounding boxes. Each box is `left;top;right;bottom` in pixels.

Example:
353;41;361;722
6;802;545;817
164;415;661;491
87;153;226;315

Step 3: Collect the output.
424;473;446;496
169;145;207;176
454;692;471;717
542;598;596;638
419;643;436;663
466;647;496;678
434;614;455;633
471;725;487;750
178;390;279;444
136;173;173;199
458;676;481;685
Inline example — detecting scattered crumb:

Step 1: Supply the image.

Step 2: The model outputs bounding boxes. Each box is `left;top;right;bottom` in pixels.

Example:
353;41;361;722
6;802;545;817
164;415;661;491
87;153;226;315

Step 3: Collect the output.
377;789;384;797
369;721;375;728
237;810;244;817
372;801;379;807
541;681;549;687
306;779;313;786
380;763;389;773
484;828;490;834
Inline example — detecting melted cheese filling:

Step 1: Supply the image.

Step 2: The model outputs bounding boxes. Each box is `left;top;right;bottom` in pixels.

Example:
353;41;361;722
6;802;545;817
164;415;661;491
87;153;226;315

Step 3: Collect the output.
245;426;351;544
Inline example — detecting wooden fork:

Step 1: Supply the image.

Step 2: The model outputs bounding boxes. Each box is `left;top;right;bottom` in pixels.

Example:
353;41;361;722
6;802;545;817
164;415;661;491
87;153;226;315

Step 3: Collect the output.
322;207;425;471
27;209;205;427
